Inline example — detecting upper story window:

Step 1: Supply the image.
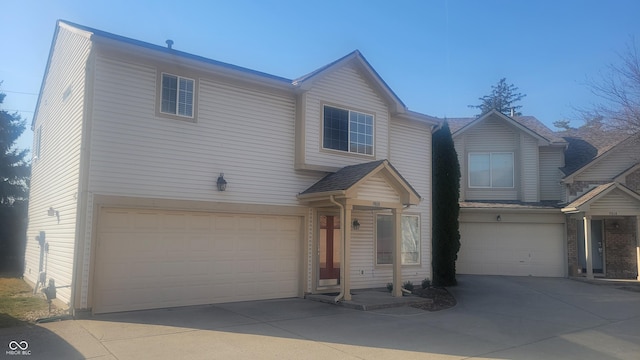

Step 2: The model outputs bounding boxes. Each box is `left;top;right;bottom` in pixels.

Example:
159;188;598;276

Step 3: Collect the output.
376;214;420;265
469;152;514;188
160;73;194;118
323;105;374;156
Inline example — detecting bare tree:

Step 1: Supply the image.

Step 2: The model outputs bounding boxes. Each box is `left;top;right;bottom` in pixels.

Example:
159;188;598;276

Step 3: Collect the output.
584;39;640;134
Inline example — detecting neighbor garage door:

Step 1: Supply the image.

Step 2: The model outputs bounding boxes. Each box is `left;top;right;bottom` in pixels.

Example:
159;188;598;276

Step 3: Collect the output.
457;222;565;277
93;208;302;313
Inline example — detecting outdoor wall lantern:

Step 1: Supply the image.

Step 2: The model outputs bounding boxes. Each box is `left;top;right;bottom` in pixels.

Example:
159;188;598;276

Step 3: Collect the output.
48;207;60;224
216;173;227;192
352;219;361;230
496;215;502;222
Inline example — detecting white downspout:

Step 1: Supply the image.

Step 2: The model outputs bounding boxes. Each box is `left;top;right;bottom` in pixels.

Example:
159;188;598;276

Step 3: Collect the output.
329;195;346;303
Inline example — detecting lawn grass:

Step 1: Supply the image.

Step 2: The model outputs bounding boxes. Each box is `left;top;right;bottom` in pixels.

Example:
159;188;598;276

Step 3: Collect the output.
0;276;50;328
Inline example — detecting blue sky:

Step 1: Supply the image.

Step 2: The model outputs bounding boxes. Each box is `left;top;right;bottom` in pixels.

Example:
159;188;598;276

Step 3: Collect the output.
2;0;639;152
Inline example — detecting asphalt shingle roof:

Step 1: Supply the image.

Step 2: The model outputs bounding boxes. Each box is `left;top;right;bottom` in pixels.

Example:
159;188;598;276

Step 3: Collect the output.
446;114;566;144
557;126;630;175
299;160;386;195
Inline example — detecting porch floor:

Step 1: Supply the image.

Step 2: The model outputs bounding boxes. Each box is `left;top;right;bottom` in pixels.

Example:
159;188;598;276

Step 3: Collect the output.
570;276;640;292
305;288;433;311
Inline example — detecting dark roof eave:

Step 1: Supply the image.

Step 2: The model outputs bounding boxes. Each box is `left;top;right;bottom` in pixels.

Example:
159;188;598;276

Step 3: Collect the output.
62;20;294;85
460;200;564;211
297;190;347;201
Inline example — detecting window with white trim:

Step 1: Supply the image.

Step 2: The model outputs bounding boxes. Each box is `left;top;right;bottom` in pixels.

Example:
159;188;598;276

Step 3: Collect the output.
160;73;194;117
376;214;420;265
469;152;514;188
323;105;374;155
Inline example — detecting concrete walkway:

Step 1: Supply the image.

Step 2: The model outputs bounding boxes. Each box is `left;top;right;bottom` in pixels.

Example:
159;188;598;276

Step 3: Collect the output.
306;287;433;310
2;275;640;359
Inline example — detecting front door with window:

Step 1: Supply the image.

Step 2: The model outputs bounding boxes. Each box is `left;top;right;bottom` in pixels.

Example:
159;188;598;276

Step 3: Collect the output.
319;215;341;287
578;219;604;273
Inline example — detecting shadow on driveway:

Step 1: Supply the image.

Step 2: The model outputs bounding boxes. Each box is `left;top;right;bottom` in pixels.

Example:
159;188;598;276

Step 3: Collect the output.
7;276;640;359
0;321;84;359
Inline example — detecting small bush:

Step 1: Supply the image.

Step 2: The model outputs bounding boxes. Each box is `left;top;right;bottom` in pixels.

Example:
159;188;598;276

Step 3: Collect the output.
403;280;414;292
422;278;431;289
386;282;393;292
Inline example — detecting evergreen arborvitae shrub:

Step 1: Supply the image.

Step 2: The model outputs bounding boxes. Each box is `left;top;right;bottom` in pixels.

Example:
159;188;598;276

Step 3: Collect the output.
432;120;461;286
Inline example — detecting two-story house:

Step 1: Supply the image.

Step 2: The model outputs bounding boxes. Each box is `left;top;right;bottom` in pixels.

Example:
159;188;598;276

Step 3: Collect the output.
24;20;439;314
450;111;640;280
560;129;640;279
449;110;569;277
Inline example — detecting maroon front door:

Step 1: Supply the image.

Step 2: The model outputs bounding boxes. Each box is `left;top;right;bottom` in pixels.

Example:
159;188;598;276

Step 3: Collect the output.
319;215;341;286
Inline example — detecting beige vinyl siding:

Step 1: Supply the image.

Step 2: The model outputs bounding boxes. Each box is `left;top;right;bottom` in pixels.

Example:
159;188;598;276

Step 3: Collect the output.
303;62;390;168
589;189;640;215
347;120;431;289
388;120;431;285
521;134;539;202
89;56;320;205
575;141;639;182
463;118;518;201
23;25;92;305
539;147;564;201
349;119;431;289
356;173;400;203
349;210;376;289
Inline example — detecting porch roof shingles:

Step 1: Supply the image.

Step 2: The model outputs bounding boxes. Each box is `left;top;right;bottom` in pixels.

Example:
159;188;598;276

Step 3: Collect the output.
299;160;386;195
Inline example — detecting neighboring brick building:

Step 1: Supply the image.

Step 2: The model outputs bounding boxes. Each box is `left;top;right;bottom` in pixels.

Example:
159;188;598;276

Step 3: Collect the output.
561;134;640;280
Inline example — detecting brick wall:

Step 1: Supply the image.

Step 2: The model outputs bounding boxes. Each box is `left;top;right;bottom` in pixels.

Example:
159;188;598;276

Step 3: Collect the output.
604;217;638;279
568;181;610;197
625;168;640;192
567;217;579;276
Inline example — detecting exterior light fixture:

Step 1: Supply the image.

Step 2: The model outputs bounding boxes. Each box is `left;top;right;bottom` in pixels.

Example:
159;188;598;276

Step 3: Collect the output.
352;219;360;230
48;207;60;224
496;215;502;222
216;173;227;192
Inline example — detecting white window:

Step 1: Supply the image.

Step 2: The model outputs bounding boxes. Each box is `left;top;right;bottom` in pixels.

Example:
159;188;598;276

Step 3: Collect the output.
469;152;514;188
161;73;194;117
376;214;420;265
323;105;374;155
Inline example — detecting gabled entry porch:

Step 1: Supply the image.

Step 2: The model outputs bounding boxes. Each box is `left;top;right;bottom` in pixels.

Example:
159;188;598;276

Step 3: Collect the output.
298;160;421;301
562;182;640;280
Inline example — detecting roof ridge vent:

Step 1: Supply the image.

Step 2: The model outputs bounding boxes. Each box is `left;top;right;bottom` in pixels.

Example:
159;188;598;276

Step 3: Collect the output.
165;39;174;49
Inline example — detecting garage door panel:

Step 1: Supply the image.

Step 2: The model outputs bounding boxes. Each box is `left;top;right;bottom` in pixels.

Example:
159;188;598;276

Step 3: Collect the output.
458;222;564;277
94;208;302;313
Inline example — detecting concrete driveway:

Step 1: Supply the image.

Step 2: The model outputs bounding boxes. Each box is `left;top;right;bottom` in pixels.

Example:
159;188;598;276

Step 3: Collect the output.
2;275;640;359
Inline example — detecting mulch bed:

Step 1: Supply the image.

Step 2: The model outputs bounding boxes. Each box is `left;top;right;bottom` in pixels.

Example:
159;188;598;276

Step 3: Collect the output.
410;286;457;311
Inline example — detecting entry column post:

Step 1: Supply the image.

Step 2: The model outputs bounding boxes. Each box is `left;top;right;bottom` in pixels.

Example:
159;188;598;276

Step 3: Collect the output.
583;214;594;280
344;203;353;301
392;207;403;297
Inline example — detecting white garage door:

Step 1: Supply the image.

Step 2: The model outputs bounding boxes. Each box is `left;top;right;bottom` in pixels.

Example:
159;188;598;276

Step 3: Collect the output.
457;222;565;277
93;208;302;313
